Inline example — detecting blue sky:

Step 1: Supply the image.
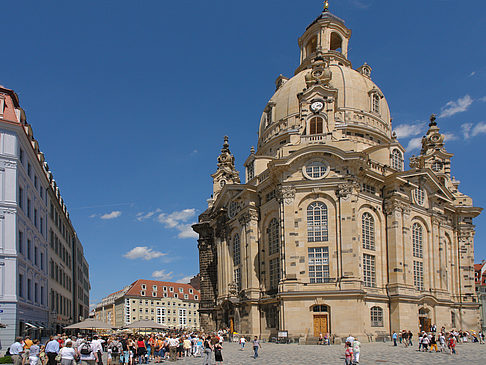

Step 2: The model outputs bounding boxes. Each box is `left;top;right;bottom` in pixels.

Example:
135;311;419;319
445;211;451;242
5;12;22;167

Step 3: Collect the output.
2;0;486;306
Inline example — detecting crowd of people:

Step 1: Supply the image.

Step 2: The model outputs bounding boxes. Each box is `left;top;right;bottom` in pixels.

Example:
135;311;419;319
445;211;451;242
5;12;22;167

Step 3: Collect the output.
5;326;485;365
5;330;253;365
391;326;485;355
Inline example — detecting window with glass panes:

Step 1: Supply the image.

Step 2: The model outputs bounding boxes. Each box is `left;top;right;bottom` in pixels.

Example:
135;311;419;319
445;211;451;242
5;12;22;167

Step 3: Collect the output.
308;247;330;283
391;149;403;171
370;306;383;327
269;258;280;289
413;260;424;291
414;187;425;206
363;254;376;287
305;161;328;179
372;94;380;113
307;202;328;242
412;223;423;258
178;308;187;326
309;117;323;135
233;234;241;265
362;212;375;250
234;267;241;292
268;218;279;255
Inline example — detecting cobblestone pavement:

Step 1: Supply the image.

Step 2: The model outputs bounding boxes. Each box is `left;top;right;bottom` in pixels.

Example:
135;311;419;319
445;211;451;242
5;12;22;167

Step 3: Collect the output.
170;342;486;364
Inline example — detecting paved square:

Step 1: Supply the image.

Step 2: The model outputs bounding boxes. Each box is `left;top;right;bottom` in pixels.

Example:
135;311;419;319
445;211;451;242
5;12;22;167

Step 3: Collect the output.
175;342;486;364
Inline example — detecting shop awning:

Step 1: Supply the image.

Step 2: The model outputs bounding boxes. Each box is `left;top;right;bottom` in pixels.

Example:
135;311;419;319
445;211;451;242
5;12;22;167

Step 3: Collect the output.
25;322;38;329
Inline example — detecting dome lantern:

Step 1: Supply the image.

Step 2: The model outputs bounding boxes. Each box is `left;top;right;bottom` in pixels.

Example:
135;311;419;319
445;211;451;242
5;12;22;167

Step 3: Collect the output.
296;4;352;74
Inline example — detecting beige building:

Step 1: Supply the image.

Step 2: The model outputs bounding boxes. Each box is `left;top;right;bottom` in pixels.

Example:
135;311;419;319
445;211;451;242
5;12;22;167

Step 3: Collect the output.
193;6;482;341
95;279;200;330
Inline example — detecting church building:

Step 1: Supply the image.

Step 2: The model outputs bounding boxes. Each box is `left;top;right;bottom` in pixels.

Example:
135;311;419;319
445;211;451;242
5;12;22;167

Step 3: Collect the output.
193;4;481;341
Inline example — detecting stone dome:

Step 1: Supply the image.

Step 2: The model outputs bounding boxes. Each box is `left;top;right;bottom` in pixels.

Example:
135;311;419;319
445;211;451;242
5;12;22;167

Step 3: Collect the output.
258;63;391;148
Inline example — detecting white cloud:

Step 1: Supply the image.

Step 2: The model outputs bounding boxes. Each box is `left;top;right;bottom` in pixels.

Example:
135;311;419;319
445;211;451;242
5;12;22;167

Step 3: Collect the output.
439;94;473;118
158;208;196;228
136;209;161;222
123;246;167;260
177;224;199;239
393;122;425;139
156;209;198;239
469;71;476;77
443;132;458;141
176;276;193;284
152;269;174;280
100;211;122;220
406;137;423;152
462;122;486;139
480;96;486;102
89;214;97;218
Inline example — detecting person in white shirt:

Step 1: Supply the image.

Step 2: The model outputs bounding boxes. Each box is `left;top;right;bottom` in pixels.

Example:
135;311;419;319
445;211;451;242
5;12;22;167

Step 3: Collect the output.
239;336;246;350
10;338;24;365
78;339;98;365
345;335;355;346
352;337;361;364
59;341;76;365
28;340;40;365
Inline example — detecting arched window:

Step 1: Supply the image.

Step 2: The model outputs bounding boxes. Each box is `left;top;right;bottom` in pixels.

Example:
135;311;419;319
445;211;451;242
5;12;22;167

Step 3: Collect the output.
412;223;423;258
391;149;403;171
330;32;342;52
306;35;318;57
309;117;323;135
268;218;279;255
307;202;328;242
413;187;425;206
233;234;240;266
370;306;383;327
372;94;380;113
362;212;375;250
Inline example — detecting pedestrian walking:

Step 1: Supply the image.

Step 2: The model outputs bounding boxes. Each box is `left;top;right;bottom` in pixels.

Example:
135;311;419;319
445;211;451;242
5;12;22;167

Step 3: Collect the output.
344;342;353;365
28;340;40;365
352;337;361;364
239;336;245;350
202;337;212;365
214;342;223;364
58;341;75;365
252;336;261;359
45;337;59;365
392;332;397;347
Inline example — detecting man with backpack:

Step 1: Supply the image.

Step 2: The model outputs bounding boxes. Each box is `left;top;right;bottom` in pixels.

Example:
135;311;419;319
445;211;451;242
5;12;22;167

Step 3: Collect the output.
78;338;98;365
108;337;122;365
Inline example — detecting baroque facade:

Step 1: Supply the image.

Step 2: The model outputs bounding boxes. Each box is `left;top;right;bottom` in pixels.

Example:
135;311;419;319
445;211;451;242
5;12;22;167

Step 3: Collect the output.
0;84;90;344
193;6;482;341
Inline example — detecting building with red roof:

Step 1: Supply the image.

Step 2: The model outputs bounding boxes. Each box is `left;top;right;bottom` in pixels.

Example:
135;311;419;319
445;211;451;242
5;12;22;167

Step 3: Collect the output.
95;279;200;329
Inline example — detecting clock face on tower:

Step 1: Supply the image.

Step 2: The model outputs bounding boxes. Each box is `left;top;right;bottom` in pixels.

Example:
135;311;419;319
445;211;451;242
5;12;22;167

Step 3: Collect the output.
310;101;324;113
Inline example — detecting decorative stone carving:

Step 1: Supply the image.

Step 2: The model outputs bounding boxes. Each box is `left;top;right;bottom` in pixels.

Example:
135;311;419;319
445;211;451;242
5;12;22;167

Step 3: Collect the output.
277;185;296;205
228;282;238;297
305;57;332;88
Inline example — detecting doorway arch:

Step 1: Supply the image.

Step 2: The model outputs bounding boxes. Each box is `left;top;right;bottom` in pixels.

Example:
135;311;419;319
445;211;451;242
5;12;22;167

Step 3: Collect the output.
418;307;431;332
311;304;330;337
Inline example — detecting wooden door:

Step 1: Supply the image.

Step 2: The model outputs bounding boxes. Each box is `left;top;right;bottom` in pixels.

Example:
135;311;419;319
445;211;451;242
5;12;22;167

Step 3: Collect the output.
313;315;328;337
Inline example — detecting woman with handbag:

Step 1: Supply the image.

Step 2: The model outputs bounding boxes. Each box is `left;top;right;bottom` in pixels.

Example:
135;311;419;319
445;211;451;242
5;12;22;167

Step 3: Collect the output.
58;342;75;365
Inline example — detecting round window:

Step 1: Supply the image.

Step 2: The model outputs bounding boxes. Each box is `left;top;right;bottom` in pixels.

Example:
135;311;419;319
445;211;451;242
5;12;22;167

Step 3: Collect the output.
303;160;330;180
219;180;226;188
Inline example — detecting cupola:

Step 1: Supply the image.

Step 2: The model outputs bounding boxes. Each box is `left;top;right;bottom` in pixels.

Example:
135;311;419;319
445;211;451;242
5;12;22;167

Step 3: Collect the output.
296;1;352;74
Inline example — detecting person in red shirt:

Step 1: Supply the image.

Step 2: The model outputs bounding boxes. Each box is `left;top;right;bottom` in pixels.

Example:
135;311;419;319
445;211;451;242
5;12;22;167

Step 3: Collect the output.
344;341;353;365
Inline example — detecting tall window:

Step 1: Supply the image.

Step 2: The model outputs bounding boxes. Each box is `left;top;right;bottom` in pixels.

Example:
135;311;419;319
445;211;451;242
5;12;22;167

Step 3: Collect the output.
156;307;166;324
414;187;425;206
18;231;23;254
412;223;423;258
414;261;424;291
27;240;31;260
370;306;383;327
391;149;403;171
269;258;280;289
372;94;380;113
268;218;279;255
27;279;32;300
178;308;187;326
308;247;330;283
19;187;23;209
363;254;376;287
233;234;241;266
247;161;255;181
307;202;328;242
19;274;23;298
309;117;323;135
362;213;375;250
234;267;241;292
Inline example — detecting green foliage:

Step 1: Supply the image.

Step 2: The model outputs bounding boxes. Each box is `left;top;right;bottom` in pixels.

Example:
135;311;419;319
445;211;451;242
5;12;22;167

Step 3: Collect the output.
0;356;13;364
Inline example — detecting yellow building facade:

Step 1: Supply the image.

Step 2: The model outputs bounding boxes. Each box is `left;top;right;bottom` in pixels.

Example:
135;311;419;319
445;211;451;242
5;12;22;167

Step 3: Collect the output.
193;7;482;341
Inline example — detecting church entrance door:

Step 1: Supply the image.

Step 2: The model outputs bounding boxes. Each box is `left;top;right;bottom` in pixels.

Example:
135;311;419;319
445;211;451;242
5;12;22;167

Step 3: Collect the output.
313;315;328;337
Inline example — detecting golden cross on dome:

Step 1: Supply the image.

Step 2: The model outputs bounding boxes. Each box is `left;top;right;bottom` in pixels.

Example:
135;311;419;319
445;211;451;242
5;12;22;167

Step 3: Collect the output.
324;0;329;12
